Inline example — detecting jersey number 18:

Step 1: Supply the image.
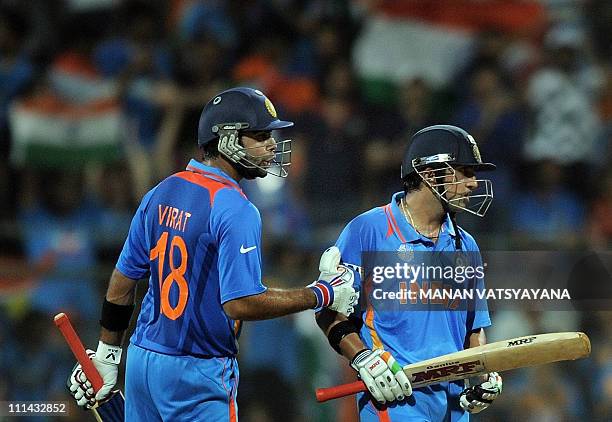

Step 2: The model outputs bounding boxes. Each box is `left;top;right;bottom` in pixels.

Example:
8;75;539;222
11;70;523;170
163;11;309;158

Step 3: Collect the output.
150;231;189;320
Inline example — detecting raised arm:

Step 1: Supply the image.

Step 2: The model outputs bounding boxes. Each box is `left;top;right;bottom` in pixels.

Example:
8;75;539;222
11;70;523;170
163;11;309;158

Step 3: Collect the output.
224;247;358;320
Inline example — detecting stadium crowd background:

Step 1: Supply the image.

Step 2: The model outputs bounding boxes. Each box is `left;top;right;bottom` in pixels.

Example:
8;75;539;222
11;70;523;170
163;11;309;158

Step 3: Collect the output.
0;0;610;421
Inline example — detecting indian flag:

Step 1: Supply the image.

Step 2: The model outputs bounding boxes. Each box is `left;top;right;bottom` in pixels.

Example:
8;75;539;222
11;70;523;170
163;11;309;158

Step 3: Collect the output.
353;0;545;103
10;49;125;168
9;93;123;168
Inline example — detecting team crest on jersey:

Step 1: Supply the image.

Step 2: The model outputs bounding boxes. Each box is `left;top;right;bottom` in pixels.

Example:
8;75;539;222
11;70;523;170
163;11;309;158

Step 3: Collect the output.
397;243;414;262
467;134;482;164
264;97;278;118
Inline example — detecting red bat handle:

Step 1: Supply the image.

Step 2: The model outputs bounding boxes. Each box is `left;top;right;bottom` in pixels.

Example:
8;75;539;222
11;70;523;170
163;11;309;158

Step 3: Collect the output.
316;380;367;402
54;312;104;392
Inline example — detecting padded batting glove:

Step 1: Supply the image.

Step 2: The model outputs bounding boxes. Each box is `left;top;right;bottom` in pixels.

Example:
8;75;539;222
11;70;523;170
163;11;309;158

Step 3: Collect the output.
67;341;121;408
309;246;359;316
351;349;412;404
459;372;502;414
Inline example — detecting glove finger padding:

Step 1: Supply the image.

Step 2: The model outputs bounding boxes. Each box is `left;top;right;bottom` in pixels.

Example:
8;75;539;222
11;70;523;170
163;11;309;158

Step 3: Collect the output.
381;351;412;397
312;247;359;315
480;372;503;396
319;246;341;273
66;344;120;407
77;371;93;389
379;372;404;401
374;372;397;402
67;365;96;409
459;372;502;414
352;349;411;404
358;368;386;403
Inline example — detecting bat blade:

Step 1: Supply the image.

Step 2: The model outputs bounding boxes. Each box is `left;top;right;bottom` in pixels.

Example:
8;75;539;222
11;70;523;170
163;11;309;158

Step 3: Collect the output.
54;312;125;421
405;331;590;387
315;332;591;402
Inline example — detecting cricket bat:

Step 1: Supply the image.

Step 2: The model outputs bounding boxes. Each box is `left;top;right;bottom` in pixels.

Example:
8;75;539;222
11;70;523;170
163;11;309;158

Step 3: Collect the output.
316;331;591;402
54;312;125;421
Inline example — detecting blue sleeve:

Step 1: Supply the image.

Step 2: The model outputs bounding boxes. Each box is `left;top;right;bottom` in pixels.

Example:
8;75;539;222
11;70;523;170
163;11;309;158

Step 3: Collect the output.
211;191;266;304
335;219;364;292
462;233;491;330
472;256;491;330
116;190;154;280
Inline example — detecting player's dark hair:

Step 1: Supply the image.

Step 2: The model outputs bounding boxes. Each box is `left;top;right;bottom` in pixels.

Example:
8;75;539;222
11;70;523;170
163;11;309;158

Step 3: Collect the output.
402;172;423;193
200;140;220;160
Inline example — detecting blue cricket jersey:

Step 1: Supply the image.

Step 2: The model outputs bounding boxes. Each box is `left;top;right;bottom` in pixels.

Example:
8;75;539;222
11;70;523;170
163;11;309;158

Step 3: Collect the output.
116;159;266;357
336;192;491;366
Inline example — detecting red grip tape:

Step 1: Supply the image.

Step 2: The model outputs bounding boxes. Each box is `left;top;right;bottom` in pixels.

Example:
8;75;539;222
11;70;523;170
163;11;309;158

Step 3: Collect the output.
315;380;367;402
54;312;104;392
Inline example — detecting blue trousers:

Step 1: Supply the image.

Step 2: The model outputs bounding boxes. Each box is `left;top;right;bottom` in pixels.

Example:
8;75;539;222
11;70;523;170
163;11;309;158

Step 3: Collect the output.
125;344;239;421
357;382;469;422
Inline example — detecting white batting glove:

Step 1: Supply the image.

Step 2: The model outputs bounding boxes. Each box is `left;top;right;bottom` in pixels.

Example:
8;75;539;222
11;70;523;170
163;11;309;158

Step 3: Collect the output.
459;372;503;414
309;246;359;316
67;341;121;408
351;349;412;403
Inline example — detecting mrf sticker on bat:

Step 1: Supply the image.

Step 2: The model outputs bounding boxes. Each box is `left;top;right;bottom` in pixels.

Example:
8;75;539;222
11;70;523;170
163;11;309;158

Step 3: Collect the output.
506;336;537;347
410;360;485;384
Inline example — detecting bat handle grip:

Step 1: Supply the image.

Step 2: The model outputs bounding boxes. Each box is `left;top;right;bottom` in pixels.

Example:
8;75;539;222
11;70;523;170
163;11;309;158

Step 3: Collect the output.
54;312;104;392
316;380;367;402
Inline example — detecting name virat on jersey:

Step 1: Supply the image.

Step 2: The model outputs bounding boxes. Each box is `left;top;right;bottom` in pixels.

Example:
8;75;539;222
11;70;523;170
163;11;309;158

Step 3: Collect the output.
158;205;192;232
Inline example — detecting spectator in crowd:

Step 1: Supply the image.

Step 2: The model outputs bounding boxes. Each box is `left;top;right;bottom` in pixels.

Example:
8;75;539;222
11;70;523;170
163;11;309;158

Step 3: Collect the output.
0;2;609;421
452;65;526;232
364;77;438;204
93;2;174;197
523;27;602;196
0;7;34;218
18;169;101;321
298;92;367;231
512;160;585;248
588;170;612;248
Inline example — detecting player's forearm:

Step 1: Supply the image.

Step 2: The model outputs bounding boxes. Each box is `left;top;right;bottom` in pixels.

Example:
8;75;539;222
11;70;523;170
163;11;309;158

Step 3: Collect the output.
100;327;126;346
316;309;366;360
99;268;138;346
223;287;317;320
338;333;366;360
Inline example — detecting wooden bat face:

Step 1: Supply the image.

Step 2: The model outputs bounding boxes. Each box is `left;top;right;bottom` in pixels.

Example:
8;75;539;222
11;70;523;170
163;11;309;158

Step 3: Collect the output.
408;360;486;386
315;331;591;403
402;332;591;387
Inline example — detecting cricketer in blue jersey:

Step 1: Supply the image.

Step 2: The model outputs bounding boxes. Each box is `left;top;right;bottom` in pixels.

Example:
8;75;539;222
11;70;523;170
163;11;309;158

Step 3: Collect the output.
316;125;503;422
67;87;358;421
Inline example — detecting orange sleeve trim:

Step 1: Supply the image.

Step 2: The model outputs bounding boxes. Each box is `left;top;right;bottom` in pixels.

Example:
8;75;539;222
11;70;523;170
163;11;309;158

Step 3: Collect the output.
229;397;237;422
364;276;384;352
382;206;394;238
365;305;383;350
383;205;406;243
173;172;228;206
186;165;244;193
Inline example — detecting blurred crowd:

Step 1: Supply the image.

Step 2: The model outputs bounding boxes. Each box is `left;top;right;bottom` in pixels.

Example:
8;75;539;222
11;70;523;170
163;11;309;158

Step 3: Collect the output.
0;0;610;421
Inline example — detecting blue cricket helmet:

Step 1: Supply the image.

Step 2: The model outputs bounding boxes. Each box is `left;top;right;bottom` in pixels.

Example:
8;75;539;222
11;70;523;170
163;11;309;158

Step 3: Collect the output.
401;125;496;179
197;87;294;146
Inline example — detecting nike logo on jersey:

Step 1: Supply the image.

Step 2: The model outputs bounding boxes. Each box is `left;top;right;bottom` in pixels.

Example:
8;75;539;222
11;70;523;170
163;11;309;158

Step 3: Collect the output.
240;245;257;254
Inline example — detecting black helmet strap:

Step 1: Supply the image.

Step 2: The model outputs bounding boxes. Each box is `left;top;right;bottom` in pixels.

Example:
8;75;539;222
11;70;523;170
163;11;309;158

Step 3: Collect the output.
449;212;462;250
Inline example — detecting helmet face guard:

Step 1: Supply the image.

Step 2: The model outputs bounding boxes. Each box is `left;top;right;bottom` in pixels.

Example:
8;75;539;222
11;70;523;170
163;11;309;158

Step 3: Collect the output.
412;154;493;217
213;123;292;178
